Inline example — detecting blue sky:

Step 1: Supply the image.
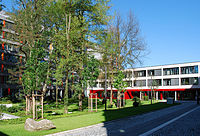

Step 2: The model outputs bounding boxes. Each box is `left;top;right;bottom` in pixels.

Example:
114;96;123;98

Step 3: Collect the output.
111;0;200;67
3;0;200;67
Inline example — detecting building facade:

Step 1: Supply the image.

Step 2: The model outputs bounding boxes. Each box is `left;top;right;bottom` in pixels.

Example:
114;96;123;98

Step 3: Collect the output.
90;62;200;100
0;11;23;98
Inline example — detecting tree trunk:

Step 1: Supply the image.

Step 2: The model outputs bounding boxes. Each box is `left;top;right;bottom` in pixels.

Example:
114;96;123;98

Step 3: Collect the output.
64;71;69;114
110;69;114;106
79;93;82;111
25;95;28;115
117;91;120;108
56;84;58;109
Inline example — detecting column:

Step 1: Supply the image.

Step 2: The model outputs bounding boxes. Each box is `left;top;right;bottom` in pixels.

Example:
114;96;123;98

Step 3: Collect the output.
140;91;142;100
156;91;158;100
175;91;177;101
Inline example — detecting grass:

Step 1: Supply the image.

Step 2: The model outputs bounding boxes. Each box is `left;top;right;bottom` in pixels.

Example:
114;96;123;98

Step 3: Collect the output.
0;102;179;136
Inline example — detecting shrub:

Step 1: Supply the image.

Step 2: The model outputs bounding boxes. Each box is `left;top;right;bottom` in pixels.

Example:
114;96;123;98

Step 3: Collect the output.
0;105;7;112
132;96;141;106
144;96;149;101
108;104;113;108
7;106;23;113
0;97;12;104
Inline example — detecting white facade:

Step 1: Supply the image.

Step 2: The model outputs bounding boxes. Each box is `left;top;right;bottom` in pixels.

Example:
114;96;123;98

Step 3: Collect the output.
94;61;200;91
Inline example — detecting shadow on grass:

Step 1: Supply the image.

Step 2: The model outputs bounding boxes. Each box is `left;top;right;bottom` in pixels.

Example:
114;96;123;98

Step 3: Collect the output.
102;102;178;136
0;131;9;136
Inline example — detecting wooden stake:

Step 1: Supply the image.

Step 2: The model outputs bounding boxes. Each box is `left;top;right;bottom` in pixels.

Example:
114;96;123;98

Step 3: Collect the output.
32;95;35;119
41;95;43;119
91;93;93;112
96;93;97;112
25;96;27;115
88;94;90;112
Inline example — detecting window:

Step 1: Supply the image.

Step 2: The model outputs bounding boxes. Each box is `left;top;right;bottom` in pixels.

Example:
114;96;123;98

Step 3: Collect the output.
148;79;162;86
163;67;179;75
134;70;146;77
126;81;132;87
181;77;198;85
181;66;198;74
124;71;132;78
148;69;161;76
134;80;146;87
163;78;179;86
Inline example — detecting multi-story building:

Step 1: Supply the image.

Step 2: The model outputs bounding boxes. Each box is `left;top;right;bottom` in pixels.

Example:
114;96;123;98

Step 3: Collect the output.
90;61;200;100
0;11;23;98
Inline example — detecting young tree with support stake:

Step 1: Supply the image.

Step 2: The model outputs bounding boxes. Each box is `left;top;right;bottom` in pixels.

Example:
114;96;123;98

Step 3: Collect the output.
11;0;51;117
81;55;100;111
113;70;128;108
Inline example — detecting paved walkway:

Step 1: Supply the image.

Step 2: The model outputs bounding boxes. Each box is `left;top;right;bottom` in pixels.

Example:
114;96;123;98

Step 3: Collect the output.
150;103;200;136
0;113;20;120
46;101;199;136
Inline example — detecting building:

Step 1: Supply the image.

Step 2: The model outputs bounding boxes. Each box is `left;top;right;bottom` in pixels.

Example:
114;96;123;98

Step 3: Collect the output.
0;11;23;98
90;61;200;100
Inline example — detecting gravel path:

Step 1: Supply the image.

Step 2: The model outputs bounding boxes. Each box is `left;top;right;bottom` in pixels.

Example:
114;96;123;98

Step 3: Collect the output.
46;101;198;136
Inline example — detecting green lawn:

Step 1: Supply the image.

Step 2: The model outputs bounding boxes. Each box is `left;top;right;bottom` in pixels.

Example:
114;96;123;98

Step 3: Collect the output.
0;102;179;136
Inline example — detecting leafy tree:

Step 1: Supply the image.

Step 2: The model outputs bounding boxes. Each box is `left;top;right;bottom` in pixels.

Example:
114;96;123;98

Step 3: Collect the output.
50;0;111;113
80;55;100;110
148;78;159;104
11;0;52;115
22;43;48;95
113;70;128;108
82;56;100;91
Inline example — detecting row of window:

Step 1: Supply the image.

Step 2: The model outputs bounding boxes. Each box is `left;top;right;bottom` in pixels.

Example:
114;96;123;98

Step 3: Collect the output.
97;77;199;88
133;77;198;87
124;66;199;78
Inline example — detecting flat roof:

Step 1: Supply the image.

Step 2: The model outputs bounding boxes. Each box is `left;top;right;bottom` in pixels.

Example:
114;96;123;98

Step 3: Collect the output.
126;61;200;70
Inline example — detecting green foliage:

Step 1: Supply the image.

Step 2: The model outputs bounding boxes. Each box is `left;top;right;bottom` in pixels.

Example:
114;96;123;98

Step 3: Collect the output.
113;70;128;92
7;106;24;113
22;43;48;95
82;55;100;88
144;96;149;101
132;96;141;106
0;105;7;112
0;97;12;104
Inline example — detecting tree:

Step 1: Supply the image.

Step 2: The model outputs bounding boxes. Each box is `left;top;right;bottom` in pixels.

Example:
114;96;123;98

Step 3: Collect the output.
148;77;159;104
11;0;111;114
51;0;111;113
81;55;100;111
113;70;128;108
11;0;51;116
100;29;118;106
111;11;146;69
99;11;146;107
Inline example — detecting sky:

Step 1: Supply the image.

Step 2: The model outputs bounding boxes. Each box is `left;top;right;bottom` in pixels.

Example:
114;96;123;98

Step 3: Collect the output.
111;0;200;67
3;0;200;68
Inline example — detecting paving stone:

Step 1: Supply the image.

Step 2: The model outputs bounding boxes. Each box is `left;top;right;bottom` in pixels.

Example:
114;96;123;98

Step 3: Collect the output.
45;101;198;136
